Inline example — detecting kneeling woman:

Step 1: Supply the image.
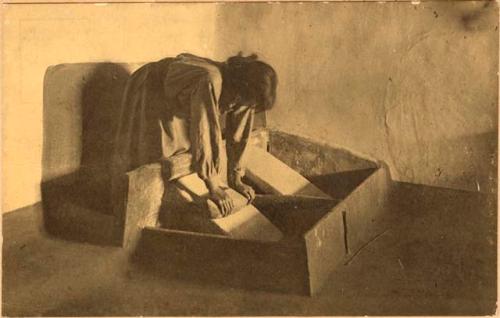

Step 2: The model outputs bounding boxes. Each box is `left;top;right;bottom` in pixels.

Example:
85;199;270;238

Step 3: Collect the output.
113;53;278;216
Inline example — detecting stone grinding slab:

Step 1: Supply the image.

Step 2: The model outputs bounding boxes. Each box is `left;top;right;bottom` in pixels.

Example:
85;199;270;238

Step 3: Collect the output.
245;146;331;199
162;173;283;242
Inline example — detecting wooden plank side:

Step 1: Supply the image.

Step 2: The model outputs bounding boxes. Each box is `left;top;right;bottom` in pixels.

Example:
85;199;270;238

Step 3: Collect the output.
340;166;393;256
303;206;345;296
135;227;310;295
120;163;165;249
303;166;393;295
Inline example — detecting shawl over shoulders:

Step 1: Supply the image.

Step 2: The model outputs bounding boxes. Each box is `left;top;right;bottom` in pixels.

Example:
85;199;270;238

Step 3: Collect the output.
112;54;225;180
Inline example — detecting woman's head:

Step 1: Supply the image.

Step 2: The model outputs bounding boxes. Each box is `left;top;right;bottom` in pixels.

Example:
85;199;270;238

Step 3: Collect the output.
225;53;278;112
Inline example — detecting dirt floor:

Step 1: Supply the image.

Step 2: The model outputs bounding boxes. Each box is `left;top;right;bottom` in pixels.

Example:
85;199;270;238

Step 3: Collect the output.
2;182;497;316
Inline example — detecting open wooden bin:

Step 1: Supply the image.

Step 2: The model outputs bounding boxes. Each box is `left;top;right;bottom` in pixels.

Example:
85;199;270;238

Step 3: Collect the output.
135;194;341;295
132;163;391;296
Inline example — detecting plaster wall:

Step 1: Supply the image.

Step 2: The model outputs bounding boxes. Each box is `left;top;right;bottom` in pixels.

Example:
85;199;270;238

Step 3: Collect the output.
2;3;217;212
3;2;498;212
214;1;498;193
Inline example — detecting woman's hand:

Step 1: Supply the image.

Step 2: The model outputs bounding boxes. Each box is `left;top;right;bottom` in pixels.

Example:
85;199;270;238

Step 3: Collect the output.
230;178;256;204
208;186;234;217
205;178;234;216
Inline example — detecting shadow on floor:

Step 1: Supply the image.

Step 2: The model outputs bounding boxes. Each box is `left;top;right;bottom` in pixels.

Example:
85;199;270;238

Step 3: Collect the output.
42;63;131;216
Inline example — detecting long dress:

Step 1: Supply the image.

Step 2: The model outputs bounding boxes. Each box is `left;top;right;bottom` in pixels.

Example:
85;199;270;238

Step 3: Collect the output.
113;53;255;184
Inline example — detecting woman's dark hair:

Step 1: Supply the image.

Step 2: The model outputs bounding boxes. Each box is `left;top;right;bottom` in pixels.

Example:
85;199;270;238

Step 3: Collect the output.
226;52;278;112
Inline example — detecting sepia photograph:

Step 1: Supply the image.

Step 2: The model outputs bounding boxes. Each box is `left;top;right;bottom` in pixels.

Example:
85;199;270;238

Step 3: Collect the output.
1;1;498;316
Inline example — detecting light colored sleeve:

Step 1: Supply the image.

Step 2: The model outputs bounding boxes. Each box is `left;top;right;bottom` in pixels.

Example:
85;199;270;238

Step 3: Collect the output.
189;73;224;184
226;106;255;179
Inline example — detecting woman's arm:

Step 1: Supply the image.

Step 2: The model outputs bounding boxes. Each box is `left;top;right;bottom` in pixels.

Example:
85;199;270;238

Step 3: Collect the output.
189;73;234;215
226;106;256;202
189;74;222;182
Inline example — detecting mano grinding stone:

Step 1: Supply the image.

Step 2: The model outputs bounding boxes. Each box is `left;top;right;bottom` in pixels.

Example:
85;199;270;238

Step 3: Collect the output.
162;174;283;242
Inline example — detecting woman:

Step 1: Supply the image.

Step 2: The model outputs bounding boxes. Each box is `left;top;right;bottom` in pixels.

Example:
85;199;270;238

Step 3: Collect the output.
113;53;278;216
